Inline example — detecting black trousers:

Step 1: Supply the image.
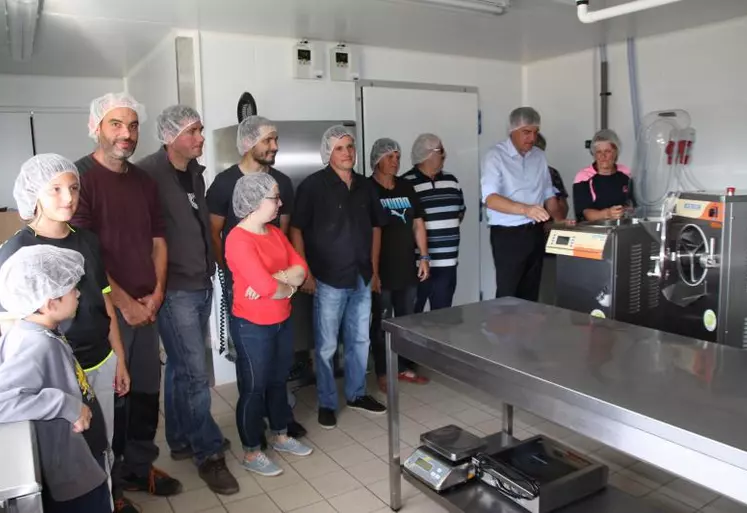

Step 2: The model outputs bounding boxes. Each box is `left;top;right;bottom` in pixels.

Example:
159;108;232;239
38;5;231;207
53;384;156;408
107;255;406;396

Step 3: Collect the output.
490;223;546;301
370;287;418;377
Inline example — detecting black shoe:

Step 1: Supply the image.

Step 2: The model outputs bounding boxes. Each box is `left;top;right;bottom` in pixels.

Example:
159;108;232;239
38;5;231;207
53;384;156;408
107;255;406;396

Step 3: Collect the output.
318;408;337;429
198;455;240;495
121;467;183;497
114;497;139;513
347;395;387;415
287;420;307;439
170;438;232;461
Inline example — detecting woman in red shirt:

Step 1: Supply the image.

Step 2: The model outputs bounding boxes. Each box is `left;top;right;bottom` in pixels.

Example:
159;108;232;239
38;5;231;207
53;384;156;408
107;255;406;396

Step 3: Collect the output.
225;173;313;477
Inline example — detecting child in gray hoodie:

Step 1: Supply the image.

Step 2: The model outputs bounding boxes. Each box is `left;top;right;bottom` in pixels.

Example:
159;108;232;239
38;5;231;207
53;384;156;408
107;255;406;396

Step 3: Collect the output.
0;245;111;513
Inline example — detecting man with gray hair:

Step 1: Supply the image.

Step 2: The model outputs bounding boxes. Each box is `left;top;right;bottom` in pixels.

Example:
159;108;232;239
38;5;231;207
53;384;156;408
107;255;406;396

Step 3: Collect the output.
72;92;183;502
480;107;565;302
137;105;238;495
402;133;465;312
290;126;388;429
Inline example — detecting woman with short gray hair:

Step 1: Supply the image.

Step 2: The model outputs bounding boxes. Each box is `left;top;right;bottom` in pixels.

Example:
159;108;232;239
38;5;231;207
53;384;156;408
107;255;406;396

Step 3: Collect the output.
224;173;313;477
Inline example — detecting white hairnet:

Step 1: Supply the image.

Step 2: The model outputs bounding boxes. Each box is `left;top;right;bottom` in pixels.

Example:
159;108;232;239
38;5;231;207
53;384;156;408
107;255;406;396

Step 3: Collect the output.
509;107;541;132
237;116;277;155
157;105;202;145
88;92;147;141
411;133;442;165
0;245;84;317
321;125;354;166
370;138;401;170
591;129;622;155
232;172;278;219
13;154;79;220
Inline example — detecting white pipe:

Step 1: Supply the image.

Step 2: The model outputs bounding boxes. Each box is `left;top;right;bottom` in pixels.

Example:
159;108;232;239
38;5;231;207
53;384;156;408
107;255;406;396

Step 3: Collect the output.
576;0;683;24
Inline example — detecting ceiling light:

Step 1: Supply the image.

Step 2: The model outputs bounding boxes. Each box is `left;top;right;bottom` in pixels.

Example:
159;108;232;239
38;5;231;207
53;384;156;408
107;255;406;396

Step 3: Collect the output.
4;0;41;62
382;0;509;16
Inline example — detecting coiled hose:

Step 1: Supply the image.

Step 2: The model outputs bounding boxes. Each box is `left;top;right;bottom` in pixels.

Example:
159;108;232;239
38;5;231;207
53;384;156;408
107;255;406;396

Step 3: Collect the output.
217;269;236;363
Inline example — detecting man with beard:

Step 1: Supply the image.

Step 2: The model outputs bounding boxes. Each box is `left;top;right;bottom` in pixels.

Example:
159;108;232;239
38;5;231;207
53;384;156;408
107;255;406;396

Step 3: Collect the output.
137;106;239;495
206;115;305;439
73;93;183;507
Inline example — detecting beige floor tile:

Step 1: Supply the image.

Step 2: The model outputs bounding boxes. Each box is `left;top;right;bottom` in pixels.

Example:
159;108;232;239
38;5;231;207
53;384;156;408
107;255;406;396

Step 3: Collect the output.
139;498;174;513
218;472;265;504
591;447;638;472
290;502;337;513
625;461;677;487
195;508;227;513
473;418;506;436
168;487;221;513
268;481;324;512
644;491;696;513
396;491;449;512
403;405;444;425
658;478;720;510
341;422;387;444
452;407;495;426
703;496;747;513
365;433;412;457
328;487;387;513
306;429;357;452
308;469;363;499
292;452;343;480
367;478;420;504
346;458;390;486
608;472;655;497
326;443;378;468
210;391;235;416
224;494;281;513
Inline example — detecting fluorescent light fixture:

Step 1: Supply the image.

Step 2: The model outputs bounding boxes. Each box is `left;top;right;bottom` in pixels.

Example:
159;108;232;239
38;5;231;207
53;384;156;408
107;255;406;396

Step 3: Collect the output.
382;0;509;16
4;0;40;62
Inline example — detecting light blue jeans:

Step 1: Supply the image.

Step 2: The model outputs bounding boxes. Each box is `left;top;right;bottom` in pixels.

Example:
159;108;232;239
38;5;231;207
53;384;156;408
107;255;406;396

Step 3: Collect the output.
313;275;372;411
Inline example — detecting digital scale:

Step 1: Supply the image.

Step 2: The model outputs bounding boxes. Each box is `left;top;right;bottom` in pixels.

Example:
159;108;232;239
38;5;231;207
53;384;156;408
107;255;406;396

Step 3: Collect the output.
404;426;608;513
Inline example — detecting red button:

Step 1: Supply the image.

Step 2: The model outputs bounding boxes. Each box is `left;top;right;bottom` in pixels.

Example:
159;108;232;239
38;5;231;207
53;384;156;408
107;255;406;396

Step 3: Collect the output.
727;187;736;196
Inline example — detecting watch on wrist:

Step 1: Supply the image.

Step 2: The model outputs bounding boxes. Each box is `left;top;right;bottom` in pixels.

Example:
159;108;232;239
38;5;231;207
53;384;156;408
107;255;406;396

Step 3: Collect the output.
419;255;431;262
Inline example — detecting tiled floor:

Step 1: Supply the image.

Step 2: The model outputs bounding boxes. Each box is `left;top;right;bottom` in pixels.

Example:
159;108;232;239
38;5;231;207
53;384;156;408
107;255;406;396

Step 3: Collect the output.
130;376;747;513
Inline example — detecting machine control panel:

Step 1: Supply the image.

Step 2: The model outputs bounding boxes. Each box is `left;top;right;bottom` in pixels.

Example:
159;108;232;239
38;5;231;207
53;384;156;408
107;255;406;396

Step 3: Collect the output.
546;229;608;260
404;447;475;492
675;199;724;223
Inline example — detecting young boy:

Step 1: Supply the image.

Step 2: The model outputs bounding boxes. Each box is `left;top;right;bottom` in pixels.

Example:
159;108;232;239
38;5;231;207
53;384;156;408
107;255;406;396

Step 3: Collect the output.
0;245;111;513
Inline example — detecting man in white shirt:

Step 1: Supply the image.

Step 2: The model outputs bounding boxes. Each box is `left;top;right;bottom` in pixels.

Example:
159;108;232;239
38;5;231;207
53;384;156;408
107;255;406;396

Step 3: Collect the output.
481;107;565;301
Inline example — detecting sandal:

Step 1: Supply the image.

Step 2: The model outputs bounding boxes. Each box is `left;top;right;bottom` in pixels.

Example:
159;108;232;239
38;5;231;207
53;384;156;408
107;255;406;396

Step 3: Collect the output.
398;370;429;385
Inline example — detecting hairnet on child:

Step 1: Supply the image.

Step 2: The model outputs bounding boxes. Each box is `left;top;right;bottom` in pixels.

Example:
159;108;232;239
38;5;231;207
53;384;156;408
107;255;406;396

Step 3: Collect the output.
157;105;202;145
236;116;277;155
370;138;401;170
321;125;354;166
232;172;278;219
88;92;147;141
0;245;84;317
13;154;79;220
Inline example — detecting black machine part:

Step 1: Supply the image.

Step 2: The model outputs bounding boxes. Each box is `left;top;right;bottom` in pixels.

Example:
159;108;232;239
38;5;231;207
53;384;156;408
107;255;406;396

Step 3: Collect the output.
421;425;486;462
236;92;258;122
473;452;540;501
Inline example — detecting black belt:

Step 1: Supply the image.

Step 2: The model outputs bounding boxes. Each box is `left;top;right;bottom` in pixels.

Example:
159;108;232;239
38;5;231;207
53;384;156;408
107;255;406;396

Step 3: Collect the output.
490;223;542;232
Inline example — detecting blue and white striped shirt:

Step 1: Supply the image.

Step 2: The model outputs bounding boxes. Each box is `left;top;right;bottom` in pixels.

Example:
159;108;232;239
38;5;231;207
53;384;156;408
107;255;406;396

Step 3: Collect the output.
401;167;465;268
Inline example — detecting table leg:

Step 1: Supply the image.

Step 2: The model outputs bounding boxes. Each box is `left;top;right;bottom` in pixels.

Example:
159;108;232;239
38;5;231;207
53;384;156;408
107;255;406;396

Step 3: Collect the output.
503;403;514;436
386;331;402;511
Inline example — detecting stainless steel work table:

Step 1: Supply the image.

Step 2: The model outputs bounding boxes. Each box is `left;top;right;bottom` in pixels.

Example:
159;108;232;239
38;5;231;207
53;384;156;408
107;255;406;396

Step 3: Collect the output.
0;421;42;512
382;297;747;511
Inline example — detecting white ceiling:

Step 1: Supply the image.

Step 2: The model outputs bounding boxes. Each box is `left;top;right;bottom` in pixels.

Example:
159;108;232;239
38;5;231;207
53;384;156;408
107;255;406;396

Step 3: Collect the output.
1;0;746;77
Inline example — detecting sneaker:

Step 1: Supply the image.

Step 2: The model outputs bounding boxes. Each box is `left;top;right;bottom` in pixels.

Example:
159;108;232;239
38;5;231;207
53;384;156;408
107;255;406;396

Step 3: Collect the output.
198;455;240;495
347;395;387;415
170;438;232;461
242;452;283;477
287;420;307;439
318;408;337;429
272;437;313;457
114;497;140;513
121;467;183;496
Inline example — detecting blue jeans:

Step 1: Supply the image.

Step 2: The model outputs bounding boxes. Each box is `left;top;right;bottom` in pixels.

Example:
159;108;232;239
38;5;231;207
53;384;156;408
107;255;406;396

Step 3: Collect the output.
415;266;457;313
158;289;224;465
230;317;293;451
314;275;372;411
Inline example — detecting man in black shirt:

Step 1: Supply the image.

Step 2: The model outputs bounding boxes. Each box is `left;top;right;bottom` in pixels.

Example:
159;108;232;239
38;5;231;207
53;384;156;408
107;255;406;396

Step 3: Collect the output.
367;138;431;393
205;115;304;439
535;133;569;219
137;106;239;495
290;126;389;429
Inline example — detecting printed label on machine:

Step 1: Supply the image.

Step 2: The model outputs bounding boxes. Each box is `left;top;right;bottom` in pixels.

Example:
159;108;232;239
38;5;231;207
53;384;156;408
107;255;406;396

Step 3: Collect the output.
545;229;608;260
675;199;724;223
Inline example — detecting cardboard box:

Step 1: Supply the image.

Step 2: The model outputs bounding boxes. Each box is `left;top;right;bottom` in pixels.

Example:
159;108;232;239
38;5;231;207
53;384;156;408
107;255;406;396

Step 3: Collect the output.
0;210;25;244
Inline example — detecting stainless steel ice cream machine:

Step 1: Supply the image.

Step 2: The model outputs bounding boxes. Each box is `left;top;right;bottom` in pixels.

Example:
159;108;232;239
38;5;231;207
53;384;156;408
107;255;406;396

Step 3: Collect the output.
546;191;747;349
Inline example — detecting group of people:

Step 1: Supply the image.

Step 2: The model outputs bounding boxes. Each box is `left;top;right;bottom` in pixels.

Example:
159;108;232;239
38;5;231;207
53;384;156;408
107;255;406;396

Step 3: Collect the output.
0;92;632;512
481;107;633;301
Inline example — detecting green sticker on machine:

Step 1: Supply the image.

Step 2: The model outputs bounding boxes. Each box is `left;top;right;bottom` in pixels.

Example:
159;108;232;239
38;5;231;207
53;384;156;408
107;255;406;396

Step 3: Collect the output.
703;309;717;332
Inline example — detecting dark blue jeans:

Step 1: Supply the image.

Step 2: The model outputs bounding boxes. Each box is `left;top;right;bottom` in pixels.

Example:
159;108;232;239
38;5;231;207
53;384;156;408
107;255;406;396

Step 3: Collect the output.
230;316;294;451
370;287;417;377
158;289;224;465
415;266;458;313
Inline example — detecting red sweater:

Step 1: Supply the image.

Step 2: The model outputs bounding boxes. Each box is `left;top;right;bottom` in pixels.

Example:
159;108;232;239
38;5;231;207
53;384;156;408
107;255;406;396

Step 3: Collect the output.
225;225;308;325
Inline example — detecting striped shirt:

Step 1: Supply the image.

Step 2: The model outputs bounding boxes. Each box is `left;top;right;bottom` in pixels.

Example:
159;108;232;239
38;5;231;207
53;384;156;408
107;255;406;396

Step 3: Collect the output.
402;167;465;268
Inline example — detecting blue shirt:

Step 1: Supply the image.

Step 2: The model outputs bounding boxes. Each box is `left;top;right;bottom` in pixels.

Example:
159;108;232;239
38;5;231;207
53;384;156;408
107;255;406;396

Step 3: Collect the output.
480;139;555;226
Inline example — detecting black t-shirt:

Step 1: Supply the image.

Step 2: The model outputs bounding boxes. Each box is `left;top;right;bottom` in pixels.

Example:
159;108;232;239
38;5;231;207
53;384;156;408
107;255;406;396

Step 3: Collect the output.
549;166;568;199
173;163;211;270
0;226;112;369
206;165;294;258
573;171;635;221
372;177;424;290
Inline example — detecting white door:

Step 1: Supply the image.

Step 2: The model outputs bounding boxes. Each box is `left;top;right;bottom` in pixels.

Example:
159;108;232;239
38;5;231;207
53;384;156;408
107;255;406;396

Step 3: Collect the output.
0;113;34;209
359;85;481;307
32;111;95;161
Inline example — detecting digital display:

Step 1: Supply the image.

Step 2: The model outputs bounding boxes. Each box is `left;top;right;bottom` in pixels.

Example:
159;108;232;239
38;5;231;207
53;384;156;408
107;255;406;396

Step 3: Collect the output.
415;458;433;472
556;235;571;245
336;52;349;65
297;49;311;62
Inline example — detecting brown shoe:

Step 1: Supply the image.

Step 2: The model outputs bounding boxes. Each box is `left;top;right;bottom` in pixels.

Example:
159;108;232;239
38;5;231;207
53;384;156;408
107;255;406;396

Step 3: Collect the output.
198;455;240;495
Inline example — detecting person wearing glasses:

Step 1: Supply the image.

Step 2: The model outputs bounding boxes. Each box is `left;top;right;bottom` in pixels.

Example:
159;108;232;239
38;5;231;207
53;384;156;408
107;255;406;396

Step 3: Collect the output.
402;133;465;312
572;129;634;222
226;173;313;477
